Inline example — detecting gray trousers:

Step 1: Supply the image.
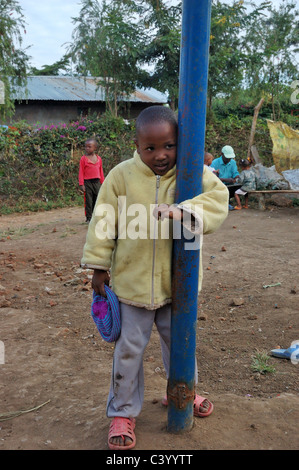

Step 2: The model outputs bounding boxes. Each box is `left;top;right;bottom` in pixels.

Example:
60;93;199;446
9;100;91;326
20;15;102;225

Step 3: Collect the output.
106;302;198;418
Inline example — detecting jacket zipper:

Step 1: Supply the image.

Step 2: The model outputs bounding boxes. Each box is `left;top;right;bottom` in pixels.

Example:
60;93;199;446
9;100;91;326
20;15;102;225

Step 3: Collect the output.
151;175;160;307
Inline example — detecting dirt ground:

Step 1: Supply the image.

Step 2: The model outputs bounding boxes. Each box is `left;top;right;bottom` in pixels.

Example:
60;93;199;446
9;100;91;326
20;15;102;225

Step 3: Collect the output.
0;203;298;451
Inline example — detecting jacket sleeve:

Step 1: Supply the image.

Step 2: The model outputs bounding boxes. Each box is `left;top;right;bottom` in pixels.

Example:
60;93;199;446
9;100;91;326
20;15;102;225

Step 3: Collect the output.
81;168;121;270
178;166;229;235
98;156;105;184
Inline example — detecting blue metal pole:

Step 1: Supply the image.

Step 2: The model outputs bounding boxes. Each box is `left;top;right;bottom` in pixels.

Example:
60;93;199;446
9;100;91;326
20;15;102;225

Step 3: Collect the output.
167;0;212;433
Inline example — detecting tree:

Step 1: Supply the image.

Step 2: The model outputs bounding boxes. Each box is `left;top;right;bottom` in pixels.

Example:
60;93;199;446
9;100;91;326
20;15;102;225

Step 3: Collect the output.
243;0;299;120
30;55;72;76
68;0;147;116
208;0;253;108
138;0;182;110
0;0;30;119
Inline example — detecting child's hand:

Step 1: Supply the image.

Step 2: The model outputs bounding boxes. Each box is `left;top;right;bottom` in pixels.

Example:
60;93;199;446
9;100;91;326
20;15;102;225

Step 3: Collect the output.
79;185;85;193
91;269;110;297
153;204;183;221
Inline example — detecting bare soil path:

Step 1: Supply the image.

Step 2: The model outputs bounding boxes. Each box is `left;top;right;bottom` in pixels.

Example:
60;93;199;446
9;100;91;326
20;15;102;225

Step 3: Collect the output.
0;205;298;450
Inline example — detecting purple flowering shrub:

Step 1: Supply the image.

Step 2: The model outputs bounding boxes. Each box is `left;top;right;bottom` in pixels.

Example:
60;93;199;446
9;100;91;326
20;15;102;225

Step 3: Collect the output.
0;113;135;213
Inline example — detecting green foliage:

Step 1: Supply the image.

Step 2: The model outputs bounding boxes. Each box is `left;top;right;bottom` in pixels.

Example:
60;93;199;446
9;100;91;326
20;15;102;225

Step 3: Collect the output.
243;0;298;119
138;0;182;110
1;107;283;215
251;351;276;375
208;0;247;105
0;113;136;214
205;113;274;167
29;55;72;76
0;0;30;118
68;0;147;116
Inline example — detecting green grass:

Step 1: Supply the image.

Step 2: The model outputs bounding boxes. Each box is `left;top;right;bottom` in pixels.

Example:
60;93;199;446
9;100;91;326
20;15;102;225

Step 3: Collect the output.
0;225;41;239
251;351;276;375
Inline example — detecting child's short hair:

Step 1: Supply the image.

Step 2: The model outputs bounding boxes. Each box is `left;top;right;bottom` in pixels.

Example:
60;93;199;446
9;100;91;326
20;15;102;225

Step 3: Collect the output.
240;159;250;168
85;138;98;147
136;106;177;136
204;152;213;165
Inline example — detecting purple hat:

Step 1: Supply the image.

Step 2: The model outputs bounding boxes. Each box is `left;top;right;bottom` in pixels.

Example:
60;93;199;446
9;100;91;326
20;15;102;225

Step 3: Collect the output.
91;285;121;343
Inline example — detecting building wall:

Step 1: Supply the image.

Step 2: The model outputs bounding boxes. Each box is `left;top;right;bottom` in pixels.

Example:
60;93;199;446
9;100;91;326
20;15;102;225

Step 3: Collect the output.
11;101;105;126
10;101;155;126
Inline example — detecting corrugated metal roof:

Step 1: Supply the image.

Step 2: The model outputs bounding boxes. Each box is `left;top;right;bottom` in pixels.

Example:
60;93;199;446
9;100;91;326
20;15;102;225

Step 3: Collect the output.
11;76;168;103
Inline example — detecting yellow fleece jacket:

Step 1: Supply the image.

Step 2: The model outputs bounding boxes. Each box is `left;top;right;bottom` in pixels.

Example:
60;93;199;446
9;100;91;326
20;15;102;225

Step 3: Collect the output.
81;151;228;309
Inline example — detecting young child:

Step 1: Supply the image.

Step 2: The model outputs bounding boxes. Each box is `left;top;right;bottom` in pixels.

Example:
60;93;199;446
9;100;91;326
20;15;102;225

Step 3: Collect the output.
204;151;218;175
234;159;257;210
81;106;229;450
78;138;105;222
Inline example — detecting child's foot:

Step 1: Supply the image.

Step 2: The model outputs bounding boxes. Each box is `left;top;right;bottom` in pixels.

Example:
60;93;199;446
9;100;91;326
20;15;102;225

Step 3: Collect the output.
193;394;213;417
108;417;136;450
234;206;242;210
162;394;213;417
243;205;249;209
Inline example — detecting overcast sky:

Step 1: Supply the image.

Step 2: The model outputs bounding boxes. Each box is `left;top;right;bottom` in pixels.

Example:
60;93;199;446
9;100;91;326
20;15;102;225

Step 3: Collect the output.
21;0;82;69
20;0;286;70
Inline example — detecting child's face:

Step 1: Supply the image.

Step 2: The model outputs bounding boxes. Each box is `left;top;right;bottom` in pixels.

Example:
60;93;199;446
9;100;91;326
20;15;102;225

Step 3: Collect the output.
135;121;177;176
205;155;213;166
85;141;97;155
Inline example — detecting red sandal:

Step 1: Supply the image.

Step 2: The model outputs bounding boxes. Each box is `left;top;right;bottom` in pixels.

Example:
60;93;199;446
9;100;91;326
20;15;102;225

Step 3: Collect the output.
108;417;136;450
162;394;213;418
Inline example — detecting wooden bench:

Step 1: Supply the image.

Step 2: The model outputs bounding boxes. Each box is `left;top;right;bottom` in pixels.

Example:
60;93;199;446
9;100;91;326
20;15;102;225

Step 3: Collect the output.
248;190;299;210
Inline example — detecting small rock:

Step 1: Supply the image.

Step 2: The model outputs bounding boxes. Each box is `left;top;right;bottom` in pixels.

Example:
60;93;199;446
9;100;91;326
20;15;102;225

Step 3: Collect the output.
247;314;258;320
0;298;11;308
34;263;44;269
64;277;80;286
55;327;70;337
231;298;245;306
270;194;293;207
146;356;155;362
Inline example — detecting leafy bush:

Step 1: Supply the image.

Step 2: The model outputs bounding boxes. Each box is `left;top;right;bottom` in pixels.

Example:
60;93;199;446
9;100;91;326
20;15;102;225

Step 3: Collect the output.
0;109;280;215
0;113;136;214
205;115;274;167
